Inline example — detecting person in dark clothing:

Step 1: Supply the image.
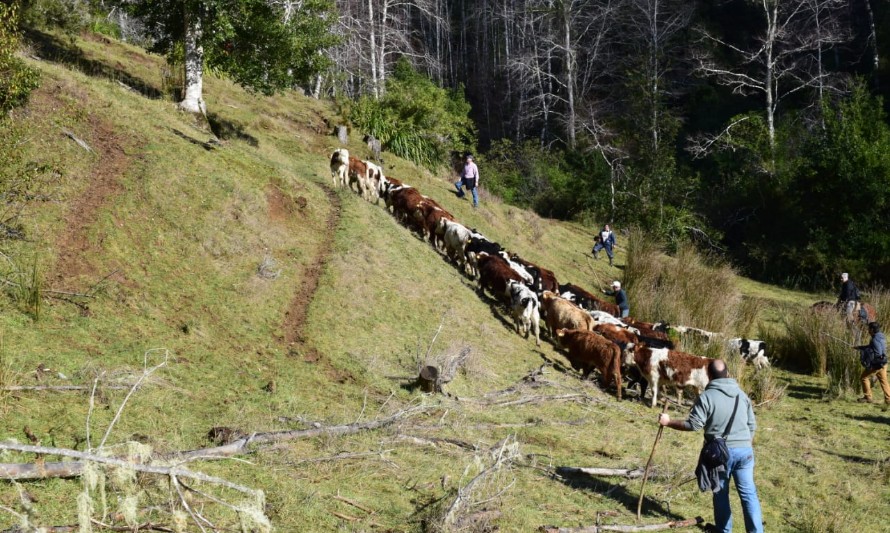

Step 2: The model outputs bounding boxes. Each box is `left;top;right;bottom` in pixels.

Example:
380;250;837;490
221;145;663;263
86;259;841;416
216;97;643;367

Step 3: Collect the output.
658;360;763;533
837;272;861;322
855;322;890;409
592;224;616;266
602;280;629;318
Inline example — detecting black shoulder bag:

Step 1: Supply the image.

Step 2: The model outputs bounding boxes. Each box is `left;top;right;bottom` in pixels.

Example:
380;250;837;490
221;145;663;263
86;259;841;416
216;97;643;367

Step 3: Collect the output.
700;396;740;468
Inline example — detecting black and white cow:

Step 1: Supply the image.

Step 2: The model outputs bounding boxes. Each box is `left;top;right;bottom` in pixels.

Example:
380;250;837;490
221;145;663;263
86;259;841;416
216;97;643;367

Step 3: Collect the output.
727;338;769;369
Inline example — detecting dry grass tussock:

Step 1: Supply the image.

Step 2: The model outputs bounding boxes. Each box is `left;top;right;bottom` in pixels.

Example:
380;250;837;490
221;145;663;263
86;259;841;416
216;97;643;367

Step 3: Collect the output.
623;230;744;334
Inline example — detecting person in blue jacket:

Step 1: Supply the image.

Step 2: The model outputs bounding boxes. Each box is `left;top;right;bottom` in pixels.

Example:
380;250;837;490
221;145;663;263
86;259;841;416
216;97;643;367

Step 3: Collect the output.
592;224;616;266
602;280;629;318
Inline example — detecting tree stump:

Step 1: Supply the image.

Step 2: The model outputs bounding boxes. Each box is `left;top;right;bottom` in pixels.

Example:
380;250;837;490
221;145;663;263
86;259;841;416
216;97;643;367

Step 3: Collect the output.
337;125;348;144
417;366;440;393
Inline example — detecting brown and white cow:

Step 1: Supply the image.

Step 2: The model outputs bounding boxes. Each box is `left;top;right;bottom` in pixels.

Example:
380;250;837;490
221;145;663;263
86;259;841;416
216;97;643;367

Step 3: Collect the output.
623;318;674;349
347;156;373;201
441;220;474;268
540;291;595;340
330;149;349;188
364;161;385;203
507;280;541;346
509;254;559;293
388;187;425;223
627;345;712;407
477;253;526;304
556;328;622;399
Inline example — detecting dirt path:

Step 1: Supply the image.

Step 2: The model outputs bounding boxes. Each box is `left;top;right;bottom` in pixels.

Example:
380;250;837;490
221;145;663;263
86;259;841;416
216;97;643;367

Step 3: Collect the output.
282;183;342;344
53;113;133;285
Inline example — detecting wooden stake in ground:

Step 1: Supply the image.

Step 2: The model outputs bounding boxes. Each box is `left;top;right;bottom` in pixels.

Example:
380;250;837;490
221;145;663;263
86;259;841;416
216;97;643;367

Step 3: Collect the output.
637;398;669;520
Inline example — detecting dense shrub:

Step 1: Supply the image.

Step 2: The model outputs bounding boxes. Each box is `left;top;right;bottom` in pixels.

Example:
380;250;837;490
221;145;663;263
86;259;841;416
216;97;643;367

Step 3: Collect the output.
1;2;40;113
350;59;476;170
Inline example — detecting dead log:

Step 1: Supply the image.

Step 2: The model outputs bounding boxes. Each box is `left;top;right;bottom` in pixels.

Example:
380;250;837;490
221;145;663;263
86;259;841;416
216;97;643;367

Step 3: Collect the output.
0;461;83;480
417;365;440;393
61;128;92;153
539;516;704;532
1;385;127;392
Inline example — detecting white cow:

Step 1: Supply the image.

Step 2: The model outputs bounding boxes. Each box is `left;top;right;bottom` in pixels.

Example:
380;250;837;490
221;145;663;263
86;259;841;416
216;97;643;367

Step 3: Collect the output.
507;280;541;346
442;219;473;268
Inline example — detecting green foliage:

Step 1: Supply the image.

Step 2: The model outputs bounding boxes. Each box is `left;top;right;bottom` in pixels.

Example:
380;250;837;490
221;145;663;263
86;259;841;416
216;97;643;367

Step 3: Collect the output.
0;2;40;113
130;0;337;95
350;59;476;169
20;0;90;34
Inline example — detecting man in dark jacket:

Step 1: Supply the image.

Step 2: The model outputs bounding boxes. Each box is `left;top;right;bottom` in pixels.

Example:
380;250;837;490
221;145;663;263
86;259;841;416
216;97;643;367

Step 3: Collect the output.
837;272;861;322
856;322;890;408
602;280;629;318
658;360;763;533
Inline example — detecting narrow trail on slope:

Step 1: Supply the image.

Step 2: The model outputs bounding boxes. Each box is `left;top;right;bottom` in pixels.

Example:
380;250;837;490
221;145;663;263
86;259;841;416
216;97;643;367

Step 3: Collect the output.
282;182;342;345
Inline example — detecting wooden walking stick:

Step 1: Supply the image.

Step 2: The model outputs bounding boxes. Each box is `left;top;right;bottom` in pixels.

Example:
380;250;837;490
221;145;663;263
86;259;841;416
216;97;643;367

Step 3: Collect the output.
637;398;670;521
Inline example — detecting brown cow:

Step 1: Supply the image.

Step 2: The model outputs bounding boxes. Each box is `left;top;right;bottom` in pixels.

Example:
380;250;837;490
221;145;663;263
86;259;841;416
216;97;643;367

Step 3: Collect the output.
413;200;453;249
627;345;712;407
556;328;623;399
624;317;674;349
540;291;595;339
477;253;525;304
347;156;373;201
388;187;425;223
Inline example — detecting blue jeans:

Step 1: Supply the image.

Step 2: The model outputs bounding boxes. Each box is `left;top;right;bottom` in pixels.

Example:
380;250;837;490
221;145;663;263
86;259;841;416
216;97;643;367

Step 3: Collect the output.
620;308;629;319
454;180;478;206
713;446;763;533
593;242;613;259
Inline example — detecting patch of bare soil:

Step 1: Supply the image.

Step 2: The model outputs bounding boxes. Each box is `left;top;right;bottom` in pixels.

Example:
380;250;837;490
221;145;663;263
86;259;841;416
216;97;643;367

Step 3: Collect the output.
266;183;304;223
281;183;341;345
53;111;134;285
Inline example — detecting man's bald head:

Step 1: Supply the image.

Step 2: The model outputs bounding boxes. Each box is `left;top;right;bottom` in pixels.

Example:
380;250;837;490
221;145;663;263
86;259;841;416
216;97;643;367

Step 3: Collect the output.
708;359;728;380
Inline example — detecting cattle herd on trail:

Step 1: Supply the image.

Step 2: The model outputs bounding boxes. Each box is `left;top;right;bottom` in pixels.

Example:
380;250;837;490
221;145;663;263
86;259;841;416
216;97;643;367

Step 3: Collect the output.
330;149;772;406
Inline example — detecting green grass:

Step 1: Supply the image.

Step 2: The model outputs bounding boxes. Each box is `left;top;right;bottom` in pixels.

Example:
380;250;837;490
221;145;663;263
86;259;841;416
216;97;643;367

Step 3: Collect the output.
1;30;889;532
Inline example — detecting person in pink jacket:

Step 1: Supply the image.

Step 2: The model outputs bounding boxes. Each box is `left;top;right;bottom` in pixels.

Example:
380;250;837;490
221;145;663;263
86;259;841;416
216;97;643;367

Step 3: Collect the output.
454;153;480;208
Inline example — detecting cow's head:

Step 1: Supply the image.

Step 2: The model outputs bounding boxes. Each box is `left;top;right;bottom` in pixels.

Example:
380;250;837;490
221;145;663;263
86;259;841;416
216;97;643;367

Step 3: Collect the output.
621;342;636;366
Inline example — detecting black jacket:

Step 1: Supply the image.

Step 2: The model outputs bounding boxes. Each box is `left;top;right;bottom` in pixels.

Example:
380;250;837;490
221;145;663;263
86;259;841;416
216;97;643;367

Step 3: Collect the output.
838;280;860;302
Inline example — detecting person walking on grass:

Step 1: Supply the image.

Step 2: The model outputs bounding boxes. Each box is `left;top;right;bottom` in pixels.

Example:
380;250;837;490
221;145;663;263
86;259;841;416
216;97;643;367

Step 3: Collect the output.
454;153;480;208
592;224;616;266
658;359;763;533
837;272;861;323
602;280;629;318
855;321;890;409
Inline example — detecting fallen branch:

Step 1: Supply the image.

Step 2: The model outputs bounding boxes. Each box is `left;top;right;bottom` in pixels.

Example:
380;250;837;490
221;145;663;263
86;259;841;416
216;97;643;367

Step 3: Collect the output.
0;443;257;495
61;128;93;153
289;450;394;466
474;393;598;408
395;434;479;452
539;516;704;532
441;436;519;528
1;384;128;392
2;522;174;533
333;494;373;514
0;406;431;481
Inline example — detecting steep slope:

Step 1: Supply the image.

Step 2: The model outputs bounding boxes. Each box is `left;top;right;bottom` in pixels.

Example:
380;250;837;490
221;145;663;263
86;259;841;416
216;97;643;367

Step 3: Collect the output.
0;31;887;533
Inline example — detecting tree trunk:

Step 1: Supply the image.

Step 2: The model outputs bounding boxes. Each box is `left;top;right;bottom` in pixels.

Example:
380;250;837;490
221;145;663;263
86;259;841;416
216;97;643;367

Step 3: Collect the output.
564;5;576;149
863;0;880;89
417;365;440;393
368;0;380;98
180;6;206;115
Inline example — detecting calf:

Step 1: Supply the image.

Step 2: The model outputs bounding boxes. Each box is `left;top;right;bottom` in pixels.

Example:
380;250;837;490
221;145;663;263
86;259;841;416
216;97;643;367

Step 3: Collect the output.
628;345;712;407
364;161;385;202
593;323;645;395
465;236;503;278
329;149;349;188
556;328;622;399
540;291;595;339
727;338;770;369
477;253;525;304
347;156;374;201
558;283;620;316
388;187;425;223
672;325;719;344
507;280;541;346
442;220;474;269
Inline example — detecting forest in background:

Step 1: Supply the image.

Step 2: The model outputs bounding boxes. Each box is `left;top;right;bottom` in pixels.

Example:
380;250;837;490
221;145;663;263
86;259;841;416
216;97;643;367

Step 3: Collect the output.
8;0;890;289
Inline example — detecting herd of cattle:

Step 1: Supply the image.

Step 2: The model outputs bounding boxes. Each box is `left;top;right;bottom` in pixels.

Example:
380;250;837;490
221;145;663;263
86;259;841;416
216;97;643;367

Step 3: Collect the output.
329;148;770;406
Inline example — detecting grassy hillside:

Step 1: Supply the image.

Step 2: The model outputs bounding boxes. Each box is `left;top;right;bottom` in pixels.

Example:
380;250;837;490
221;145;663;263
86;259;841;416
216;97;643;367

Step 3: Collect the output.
1;31;888;532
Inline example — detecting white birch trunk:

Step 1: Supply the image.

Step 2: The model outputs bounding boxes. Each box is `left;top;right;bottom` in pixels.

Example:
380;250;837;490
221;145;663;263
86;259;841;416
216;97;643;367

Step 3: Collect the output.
564;7;576;149
368;0;380;98
180;7;206;115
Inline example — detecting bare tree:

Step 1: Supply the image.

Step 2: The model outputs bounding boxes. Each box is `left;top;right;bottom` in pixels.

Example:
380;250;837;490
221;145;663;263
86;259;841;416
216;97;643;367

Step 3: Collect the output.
693;0;848;153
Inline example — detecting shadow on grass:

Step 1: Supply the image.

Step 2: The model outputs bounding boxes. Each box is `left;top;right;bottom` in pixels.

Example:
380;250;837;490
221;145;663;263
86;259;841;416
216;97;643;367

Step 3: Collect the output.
207;113;259;147
26;30;164;100
552;470;687;522
820;448;889;465
171;128;216;151
785;383;825;400
845;413;890;425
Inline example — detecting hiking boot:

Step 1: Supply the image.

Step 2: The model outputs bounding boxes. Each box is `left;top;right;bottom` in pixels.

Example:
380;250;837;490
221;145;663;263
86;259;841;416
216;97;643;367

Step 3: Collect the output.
609;258;613;267
857;397;873;404
593;251;599;259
